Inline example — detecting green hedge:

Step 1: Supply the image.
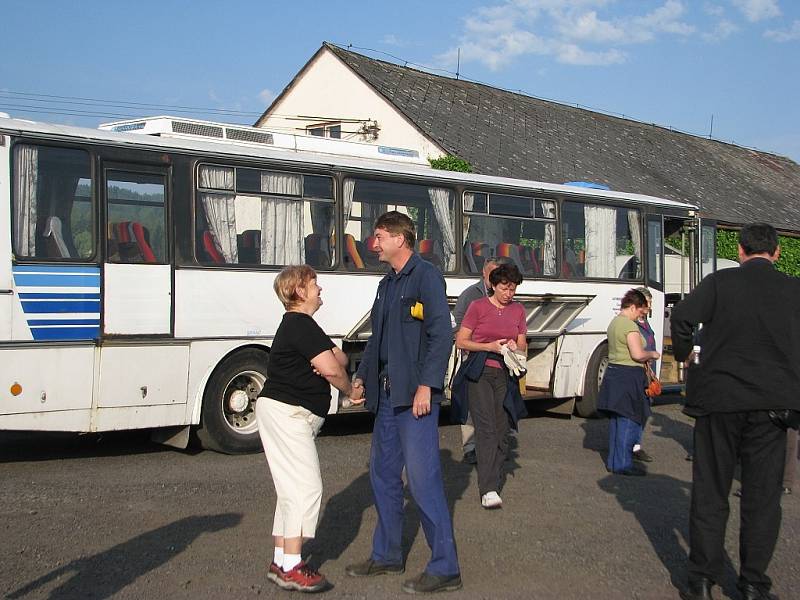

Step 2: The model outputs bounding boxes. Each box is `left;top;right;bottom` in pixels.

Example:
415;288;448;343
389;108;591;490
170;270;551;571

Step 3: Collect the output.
717;230;800;277
429;155;473;173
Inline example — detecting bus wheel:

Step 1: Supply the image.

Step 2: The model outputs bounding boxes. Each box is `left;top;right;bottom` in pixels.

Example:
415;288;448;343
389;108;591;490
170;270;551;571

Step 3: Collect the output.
196;348;267;454
575;342;608;418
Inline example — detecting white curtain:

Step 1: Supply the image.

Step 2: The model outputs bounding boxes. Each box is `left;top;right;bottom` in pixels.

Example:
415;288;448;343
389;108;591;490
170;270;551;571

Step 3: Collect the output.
260;172;304;265
627;210;642;276
543;223;557;276
584;205;617;278
342;178;355;224
261;198;304;265
201;193;238;263
14;145;38;256
199;165;234;190
428;187;456;270
462;192;474;243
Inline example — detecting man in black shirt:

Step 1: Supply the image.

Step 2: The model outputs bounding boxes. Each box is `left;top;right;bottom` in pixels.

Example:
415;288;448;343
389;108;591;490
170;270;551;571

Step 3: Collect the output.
672;223;800;600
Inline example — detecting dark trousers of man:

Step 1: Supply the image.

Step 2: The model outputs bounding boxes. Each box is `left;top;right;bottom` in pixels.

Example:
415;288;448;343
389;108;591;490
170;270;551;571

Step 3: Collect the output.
468;367;509;496
369;387;460;577
689;411;786;591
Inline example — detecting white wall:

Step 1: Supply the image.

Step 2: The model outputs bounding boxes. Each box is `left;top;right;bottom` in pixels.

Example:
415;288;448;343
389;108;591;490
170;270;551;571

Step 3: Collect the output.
257;48;445;161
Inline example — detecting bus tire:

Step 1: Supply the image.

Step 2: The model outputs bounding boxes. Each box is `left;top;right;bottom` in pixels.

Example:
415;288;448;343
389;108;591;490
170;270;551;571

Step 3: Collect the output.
575;342;608;418
196;348;267;454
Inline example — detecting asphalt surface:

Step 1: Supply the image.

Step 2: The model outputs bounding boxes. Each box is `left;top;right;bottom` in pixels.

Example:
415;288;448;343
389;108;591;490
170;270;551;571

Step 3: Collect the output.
1;397;798;600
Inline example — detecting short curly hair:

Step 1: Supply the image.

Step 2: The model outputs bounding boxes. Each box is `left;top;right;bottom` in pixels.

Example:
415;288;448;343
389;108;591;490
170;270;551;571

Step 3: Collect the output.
273;264;317;310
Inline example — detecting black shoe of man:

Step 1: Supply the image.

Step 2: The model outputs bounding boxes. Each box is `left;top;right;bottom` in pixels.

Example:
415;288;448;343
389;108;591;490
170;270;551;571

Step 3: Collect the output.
345;558;404;577
633;448;654;462
739;583;779;600
462;449;477;465
402;572;462;594
679;577;714;600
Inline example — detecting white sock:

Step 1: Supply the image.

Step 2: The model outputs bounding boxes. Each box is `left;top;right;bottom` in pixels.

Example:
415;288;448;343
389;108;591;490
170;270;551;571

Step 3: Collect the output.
633;444;642;453
284;553;302;571
273;547;284;567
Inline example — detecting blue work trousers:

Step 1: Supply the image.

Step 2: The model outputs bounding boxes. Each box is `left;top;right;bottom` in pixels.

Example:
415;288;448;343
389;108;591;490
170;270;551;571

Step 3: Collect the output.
607;415;643;473
369;388;460;577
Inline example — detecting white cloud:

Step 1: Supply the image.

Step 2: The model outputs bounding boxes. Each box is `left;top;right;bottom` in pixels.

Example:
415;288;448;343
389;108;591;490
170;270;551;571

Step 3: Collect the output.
703;3;725;17
381;34;402;46
765;20;800;42
258;88;276;105
437;0;694;71
702;19;739;41
732;0;780;22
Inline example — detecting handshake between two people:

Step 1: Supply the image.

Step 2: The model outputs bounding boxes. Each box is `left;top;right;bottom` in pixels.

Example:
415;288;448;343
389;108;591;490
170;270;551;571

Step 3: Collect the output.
340;378;366;409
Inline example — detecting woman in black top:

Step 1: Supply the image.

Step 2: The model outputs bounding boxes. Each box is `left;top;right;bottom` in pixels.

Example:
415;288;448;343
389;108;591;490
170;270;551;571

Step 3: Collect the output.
256;265;363;593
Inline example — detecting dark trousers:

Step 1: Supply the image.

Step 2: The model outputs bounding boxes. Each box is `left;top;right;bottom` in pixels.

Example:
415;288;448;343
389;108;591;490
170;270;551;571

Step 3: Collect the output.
688;411;786;590
607;415;642;472
468;367;509;496
369;388;460;577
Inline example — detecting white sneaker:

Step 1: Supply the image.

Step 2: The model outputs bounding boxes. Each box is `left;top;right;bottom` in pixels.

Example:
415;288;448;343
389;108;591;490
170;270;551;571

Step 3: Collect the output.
481;491;502;509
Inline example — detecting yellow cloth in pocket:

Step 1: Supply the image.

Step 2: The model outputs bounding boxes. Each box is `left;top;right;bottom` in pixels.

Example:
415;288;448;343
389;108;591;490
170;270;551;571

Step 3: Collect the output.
410;301;424;320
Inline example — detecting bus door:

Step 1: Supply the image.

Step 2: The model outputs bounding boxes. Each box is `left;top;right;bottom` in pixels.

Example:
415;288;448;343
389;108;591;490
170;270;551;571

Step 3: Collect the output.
698;219;718;282
102;164;172;336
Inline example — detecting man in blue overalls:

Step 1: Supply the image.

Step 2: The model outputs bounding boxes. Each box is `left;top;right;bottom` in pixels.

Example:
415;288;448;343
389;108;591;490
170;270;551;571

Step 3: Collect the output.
345;211;462;594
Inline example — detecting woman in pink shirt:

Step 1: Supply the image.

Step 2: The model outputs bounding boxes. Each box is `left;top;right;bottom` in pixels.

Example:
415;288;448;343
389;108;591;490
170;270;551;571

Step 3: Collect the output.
455;263;527;509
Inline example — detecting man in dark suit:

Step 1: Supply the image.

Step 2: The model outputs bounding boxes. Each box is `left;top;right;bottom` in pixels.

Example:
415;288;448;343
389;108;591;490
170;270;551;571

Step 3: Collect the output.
345;211;461;594
672;223;800;600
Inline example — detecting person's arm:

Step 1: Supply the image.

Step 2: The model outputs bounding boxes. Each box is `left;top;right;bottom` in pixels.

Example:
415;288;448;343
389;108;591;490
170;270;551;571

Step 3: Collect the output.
331;346;348;368
413;269;453;418
455;326;507;353
626;331;661;363
670;276;717;362
310;349;353;397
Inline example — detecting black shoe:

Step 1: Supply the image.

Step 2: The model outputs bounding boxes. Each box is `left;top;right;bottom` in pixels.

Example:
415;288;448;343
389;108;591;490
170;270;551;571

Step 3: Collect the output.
345;558;404;577
402;572;462;594
680;577;714;600
739;583;779;600
462;449;477;465
612;467;647;477
633;449;654;462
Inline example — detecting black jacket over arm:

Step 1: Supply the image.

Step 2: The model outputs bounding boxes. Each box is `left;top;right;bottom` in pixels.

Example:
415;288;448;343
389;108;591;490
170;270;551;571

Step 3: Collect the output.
670;257;800;416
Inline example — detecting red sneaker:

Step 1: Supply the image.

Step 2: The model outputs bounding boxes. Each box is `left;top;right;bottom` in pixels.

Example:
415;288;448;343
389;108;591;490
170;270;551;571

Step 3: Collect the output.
276;561;328;593
267;561;282;583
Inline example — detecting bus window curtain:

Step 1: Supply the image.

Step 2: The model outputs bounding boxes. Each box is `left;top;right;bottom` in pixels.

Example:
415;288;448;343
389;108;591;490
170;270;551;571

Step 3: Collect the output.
428;187;456;270
627;210;642;277
201;193;238;263
14;145;38;257
260;172;303;265
462;193;473;243
584;205;616;278
543;222;557;276
199;165;234;190
342;179;355;224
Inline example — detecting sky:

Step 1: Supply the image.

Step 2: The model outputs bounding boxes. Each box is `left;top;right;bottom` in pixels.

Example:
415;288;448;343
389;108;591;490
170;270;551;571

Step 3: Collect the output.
2;0;799;162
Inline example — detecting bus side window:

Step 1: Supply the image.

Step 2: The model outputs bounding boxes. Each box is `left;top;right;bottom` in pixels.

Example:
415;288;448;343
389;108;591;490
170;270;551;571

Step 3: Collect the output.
13;144;94;261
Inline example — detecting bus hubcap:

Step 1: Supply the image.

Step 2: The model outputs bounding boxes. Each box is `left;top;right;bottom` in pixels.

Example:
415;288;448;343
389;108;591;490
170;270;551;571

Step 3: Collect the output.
223;370;265;434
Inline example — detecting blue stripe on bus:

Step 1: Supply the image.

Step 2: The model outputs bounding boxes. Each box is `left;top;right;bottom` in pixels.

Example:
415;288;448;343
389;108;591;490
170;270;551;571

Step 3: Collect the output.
31;326;100;341
27;319;100;326
21;300;101;313
13;274;100;287
18;292;101;300
13;265;100;274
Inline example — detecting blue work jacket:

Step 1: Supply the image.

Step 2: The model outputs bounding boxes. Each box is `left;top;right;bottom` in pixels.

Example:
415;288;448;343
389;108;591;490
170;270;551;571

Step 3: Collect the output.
356;253;452;412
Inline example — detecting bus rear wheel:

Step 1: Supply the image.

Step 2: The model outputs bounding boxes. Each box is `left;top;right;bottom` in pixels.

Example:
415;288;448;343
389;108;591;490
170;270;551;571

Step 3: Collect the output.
196;348;267;454
575;342;608;418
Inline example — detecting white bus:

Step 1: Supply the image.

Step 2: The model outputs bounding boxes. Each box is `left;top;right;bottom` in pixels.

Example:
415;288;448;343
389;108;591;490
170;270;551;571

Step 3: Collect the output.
0;114;710;453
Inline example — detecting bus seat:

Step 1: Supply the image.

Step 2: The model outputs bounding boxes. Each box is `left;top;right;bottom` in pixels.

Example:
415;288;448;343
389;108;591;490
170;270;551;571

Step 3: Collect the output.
304;233;330;268
203;230;225;264
109;221;157;263
344;233;365;269
519;245;541;275
418;239;443;270
42;216;71;258
495;242;525;272
238;229;261;264
469;241;492;271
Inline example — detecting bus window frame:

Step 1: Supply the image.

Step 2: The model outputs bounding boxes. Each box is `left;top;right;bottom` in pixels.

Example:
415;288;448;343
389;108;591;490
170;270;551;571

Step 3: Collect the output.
645;213;665;292
10;139;99;265
192;161;336;270
340;174;459;275
558;197;646;284
103;161;172;266
462;188;559;279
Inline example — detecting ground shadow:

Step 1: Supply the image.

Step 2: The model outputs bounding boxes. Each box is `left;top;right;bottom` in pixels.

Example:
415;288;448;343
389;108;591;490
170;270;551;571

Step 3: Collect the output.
7;512;242;599
649;410;694;458
580;416;610;468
